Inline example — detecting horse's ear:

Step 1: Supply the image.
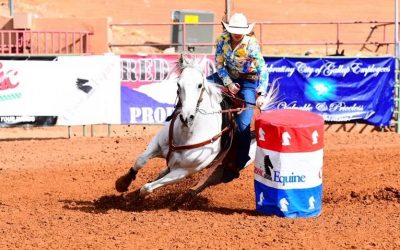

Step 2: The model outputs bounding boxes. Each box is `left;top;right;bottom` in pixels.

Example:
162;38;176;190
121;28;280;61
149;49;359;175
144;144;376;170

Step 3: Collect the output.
179;53;190;68
198;56;207;72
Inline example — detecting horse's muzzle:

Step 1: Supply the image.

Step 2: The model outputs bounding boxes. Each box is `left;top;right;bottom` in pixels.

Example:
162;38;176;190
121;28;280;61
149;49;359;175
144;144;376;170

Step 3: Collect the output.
179;114;195;127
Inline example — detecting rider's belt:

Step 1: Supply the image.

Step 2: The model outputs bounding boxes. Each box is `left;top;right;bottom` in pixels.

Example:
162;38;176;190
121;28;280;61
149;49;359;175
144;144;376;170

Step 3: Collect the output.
228;69;259;81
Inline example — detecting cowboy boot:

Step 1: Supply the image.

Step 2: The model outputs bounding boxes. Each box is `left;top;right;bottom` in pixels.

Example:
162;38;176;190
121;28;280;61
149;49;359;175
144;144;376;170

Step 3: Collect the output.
221;166;240;183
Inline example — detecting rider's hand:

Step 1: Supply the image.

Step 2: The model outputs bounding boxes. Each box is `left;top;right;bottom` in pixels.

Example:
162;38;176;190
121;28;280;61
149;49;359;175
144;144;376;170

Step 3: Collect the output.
227;83;240;94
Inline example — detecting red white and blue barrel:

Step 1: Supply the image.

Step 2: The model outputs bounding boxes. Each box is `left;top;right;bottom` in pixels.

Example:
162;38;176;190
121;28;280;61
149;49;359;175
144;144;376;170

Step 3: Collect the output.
254;109;324;218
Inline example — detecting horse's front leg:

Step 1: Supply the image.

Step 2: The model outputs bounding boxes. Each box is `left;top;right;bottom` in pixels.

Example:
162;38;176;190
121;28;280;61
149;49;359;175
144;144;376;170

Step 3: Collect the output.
115;135;162;193
139;167;195;197
152;167;170;181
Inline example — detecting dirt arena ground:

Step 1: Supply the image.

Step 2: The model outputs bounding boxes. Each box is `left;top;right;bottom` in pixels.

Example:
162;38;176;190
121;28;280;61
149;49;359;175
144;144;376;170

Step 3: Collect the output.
0;124;399;249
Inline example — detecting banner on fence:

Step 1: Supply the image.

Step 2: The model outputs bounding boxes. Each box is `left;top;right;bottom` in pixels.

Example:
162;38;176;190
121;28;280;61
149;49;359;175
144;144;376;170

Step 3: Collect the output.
0;116;57;128
56;55;121;125
0;55;120;125
0;55;394;127
120;54;215;124
121;55;395;126
265;57;395;126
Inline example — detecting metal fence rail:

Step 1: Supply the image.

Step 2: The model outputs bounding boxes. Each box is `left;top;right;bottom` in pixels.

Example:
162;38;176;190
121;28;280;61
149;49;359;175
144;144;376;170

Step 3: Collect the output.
109;20;398;56
0;30;93;55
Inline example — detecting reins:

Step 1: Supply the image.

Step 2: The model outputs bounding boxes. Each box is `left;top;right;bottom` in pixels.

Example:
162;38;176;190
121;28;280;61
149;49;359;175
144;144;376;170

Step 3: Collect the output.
197;91;260;115
197;106;257;115
224;91;257;106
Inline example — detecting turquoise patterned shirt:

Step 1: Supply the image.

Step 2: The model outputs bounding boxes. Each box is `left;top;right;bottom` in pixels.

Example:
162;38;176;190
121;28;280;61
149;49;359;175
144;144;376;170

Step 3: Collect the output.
215;32;268;93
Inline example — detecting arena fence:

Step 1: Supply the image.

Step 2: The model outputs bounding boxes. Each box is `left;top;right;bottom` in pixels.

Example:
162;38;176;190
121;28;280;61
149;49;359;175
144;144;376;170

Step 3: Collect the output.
109;20;398;56
0;21;399;137
0;30;93;55
109;21;400;133
0;54;398;138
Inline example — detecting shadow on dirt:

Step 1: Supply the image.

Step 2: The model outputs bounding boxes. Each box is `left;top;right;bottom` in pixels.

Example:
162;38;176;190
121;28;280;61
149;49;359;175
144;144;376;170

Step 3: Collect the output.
59;190;261;216
324;122;395;133
323;186;400;205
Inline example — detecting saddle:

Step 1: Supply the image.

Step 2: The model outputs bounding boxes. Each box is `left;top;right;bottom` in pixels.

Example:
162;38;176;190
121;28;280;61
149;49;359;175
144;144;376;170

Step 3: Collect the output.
207;90;245;179
214;89;259;183
166;88;248;183
185;90;255;192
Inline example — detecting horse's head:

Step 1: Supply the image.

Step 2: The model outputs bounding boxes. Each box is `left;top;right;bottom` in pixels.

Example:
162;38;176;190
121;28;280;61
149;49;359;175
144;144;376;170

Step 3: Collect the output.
175;54;208;128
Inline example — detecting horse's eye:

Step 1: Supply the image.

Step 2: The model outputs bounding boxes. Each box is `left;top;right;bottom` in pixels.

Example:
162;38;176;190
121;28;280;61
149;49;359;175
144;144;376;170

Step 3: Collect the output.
198;83;202;88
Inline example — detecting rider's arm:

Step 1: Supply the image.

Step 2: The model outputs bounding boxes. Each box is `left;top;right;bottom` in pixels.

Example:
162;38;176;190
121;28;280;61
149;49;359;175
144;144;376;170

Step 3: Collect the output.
215;34;233;87
248;37;269;95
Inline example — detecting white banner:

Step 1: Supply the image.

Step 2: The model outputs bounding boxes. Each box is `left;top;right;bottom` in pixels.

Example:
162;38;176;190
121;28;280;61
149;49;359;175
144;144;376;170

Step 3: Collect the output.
56;55;120;125
0;55;120;125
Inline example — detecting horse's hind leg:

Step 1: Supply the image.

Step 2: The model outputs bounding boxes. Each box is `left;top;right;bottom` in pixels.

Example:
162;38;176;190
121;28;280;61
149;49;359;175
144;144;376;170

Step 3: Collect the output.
189;164;225;196
115;136;162;193
139;168;194;197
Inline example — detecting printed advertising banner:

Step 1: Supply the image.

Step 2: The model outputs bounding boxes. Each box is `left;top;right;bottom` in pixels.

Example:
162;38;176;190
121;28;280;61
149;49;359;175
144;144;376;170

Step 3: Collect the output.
56;56;121;125
0;116;57;128
0;55;120;125
121;55;395;126
1;55;393;126
265;57;395;126
120;54;215;124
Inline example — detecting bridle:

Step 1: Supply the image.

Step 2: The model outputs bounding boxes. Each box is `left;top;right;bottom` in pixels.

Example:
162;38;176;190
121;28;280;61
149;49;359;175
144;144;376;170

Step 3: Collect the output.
178;84;206;127
175;66;208;127
166;71;235;165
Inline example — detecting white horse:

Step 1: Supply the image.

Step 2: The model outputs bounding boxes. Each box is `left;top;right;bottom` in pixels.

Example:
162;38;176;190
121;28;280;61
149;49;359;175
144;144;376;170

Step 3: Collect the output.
115;54;277;199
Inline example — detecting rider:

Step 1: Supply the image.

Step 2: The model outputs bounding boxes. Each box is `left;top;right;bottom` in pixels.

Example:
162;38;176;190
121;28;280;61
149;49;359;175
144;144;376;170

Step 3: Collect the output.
207;13;269;183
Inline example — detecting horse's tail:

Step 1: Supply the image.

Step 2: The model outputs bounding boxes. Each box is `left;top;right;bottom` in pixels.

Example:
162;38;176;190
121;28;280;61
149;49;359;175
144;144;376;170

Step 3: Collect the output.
259;78;280;111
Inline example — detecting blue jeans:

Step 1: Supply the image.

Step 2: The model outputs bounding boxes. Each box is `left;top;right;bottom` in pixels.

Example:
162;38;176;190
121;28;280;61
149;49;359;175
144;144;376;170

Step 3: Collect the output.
207;73;256;170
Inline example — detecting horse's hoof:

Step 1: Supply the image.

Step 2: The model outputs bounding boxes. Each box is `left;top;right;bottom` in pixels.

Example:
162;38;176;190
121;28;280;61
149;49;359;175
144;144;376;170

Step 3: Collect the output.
139;184;151;197
115;169;137;193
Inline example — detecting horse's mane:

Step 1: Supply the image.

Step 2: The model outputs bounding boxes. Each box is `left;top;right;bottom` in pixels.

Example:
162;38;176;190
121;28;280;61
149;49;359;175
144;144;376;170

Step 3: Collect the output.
174;54;280;112
174;54;208;75
175;54;224;103
205;79;224;104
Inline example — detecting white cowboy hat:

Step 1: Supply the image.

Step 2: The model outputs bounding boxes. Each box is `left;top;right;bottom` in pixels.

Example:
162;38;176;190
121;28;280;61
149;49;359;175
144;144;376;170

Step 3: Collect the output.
222;13;255;35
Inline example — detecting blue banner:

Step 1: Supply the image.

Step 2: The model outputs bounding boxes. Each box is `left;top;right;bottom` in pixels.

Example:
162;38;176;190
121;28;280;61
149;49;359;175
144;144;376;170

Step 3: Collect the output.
265;57;395;126
120;55;395;126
